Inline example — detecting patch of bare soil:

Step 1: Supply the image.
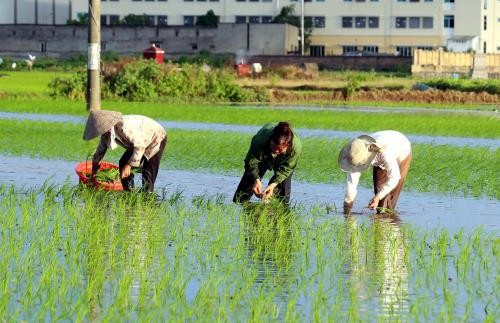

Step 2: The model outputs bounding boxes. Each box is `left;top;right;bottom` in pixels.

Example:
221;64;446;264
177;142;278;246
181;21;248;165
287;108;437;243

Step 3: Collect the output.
269;88;500;105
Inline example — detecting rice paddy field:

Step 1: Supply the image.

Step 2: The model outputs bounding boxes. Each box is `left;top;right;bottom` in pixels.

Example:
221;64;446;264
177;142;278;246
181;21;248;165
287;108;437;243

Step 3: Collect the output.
0;71;498;321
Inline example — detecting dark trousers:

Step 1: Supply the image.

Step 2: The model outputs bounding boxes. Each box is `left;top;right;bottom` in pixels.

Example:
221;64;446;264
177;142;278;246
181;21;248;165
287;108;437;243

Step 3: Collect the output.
119;138;167;192
233;163;292;204
373;152;412;211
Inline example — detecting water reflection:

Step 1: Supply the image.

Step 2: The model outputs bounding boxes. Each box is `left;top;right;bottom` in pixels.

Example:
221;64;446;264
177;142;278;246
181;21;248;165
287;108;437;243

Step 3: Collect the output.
240;203;298;319
345;214;409;319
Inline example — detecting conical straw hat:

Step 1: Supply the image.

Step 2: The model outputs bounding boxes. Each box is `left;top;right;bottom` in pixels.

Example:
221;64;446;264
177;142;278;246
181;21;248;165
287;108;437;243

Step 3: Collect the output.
338;135;379;173
83;109;122;140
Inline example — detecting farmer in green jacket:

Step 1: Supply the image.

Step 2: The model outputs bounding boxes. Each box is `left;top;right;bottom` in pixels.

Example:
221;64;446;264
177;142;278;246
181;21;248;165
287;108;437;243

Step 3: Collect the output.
233;122;302;204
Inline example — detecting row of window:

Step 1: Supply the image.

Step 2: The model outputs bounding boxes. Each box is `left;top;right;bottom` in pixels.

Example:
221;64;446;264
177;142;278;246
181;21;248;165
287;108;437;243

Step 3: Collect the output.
339;45;433;56
101;0;457;2
101;14;457;29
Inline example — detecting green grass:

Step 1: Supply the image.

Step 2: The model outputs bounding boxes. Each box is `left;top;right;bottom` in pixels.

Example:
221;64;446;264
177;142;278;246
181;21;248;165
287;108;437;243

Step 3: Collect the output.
0;119;498;199
0;98;498;139
0;186;497;321
0;71;73;95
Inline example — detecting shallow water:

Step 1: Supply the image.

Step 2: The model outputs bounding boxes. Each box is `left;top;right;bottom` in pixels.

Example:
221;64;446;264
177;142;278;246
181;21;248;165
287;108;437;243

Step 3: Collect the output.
0;111;498;149
0;155;497;233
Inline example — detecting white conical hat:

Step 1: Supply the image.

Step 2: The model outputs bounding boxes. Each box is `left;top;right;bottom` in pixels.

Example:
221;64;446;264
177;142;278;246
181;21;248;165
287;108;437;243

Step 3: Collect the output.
83;109;122;140
338;135;380;173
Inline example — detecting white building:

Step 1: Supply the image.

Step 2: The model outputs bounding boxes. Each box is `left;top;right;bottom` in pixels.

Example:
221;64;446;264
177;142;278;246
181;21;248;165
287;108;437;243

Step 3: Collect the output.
1;0;499;55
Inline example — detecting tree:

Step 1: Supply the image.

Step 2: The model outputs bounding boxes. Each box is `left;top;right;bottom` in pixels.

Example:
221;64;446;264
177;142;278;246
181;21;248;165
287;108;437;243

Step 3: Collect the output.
121;14;151;26
66;13;89;26
196;10;219;27
272;5;313;53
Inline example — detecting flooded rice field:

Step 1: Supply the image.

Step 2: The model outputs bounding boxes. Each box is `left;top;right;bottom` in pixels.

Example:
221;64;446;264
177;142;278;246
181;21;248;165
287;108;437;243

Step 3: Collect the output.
0;155;497;233
0;111;499;149
0;154;497;321
0;108;498;321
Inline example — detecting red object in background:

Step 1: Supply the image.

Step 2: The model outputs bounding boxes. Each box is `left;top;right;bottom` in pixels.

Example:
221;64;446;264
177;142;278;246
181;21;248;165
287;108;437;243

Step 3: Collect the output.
75;161;123;191
143;44;165;64
235;64;250;77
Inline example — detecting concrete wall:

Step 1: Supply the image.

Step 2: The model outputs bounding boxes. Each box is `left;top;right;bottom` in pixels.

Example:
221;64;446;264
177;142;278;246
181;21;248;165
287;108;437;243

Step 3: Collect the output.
411;49;500;78
248;55;412;72
0;23;298;58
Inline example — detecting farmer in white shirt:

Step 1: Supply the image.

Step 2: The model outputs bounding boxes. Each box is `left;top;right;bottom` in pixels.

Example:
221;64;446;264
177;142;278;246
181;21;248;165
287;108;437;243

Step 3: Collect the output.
83;109;167;192
338;130;412;214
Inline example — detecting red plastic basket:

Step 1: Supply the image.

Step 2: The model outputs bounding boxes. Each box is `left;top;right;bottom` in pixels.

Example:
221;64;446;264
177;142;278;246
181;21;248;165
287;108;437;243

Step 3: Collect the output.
75;161;123;191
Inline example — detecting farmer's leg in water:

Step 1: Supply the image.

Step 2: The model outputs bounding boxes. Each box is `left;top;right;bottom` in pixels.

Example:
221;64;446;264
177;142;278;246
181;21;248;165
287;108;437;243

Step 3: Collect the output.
119;150;134;191
373;153;412;212
269;173;293;205
233;163;269;203
141;138;167;192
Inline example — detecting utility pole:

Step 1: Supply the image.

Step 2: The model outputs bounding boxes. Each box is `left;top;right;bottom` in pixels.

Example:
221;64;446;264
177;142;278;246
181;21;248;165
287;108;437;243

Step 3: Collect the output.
87;0;101;111
300;0;304;56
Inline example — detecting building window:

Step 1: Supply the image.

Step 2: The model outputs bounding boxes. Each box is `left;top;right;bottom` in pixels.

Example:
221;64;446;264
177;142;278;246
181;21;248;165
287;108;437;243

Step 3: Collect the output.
395;17;407;28
342;17;353;28
396;46;412;57
422;17;433;28
184;16;195;26
444;15;454;28
109;15;119;25
40;42;47;52
363;46;379;53
158;15;168;26
146;15;155;26
483;42;486;53
368;16;379;28
355;16;366;28
192;43;198;50
444;0;454;2
409;17;420;28
249;16;260;23
262;16;273;23
484;15;487;30
101;41;107;50
314;16;325;28
235;16;246;24
100;15;107;26
342;45;358;54
310;45;325;57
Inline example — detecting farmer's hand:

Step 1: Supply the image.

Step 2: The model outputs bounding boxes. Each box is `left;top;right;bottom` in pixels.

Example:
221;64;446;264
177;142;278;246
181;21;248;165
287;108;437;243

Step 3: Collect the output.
343;201;353;215
368;196;380;210
121;164;132;179
252;179;262;198
262;183;278;201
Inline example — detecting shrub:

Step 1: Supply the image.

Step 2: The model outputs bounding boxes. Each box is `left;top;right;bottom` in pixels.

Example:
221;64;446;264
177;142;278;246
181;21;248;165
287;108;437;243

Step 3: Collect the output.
49;58;267;103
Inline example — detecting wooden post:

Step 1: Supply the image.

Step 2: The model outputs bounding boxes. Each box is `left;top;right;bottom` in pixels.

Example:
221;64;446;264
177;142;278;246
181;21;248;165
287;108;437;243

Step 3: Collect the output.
86;0;101;111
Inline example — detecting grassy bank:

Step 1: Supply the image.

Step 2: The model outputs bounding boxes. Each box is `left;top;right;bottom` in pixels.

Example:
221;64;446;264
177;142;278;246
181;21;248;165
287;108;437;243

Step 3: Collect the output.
0;119;498;199
0;98;498;139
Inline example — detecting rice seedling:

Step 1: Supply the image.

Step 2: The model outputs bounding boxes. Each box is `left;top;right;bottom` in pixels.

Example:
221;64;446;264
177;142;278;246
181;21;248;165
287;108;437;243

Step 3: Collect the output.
0;119;498;199
0;97;498;138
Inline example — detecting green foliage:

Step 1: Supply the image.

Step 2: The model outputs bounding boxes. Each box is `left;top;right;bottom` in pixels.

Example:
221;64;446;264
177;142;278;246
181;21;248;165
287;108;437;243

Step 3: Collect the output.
196;10;219;27
423;78;500;95
66;13;89;26
49;59;268;102
48;72;86;100
272;5;313;50
345;75;361;99
120;14;152;26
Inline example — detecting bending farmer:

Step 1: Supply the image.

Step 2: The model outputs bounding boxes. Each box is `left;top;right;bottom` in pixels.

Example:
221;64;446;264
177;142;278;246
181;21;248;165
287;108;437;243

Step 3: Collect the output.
83;109;167;192
338;130;412;214
233;122;302;204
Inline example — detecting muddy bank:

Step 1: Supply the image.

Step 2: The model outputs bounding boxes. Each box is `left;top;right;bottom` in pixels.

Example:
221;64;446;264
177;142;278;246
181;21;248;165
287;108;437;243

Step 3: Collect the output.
269;88;500;105
0;155;497;233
